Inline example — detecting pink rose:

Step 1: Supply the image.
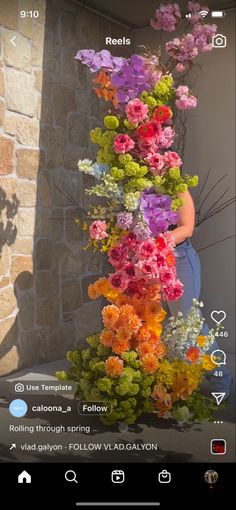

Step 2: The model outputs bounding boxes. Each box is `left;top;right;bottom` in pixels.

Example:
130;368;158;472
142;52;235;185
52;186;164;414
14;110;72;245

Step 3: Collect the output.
164;151;182;168
109;273;127;291
89;220;108;241
175;95;197;110
108;245;127;268
146;152;165;175
138;241;156;259
160;268;176;285
125;98;148;125
162;279;184;301
113;134;135;154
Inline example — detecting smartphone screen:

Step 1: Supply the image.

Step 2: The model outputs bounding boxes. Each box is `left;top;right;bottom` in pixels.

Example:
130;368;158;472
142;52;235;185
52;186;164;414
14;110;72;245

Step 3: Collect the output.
0;1;235;507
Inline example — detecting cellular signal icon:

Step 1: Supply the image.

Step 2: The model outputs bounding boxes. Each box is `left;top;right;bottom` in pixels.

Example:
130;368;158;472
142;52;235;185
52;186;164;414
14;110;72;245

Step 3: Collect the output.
185;13;192;18
200;10;209;18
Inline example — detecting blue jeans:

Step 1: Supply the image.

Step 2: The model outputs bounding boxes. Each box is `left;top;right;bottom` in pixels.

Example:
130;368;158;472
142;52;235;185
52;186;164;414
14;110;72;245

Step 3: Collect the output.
166;240;231;393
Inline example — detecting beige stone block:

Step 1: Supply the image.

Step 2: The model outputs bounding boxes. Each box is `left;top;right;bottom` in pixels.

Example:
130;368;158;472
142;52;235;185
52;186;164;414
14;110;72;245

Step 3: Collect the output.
37;96;41;119
32;23;45;66
0;276;10;289
0;68;5;96
11;237;33;255
33;0;46;23
11;255;33;284
34;70;42;92
18;208;35;236
0;287;17;319
0;136;14;175
16;148;39;179
0;346;19;376
53;85;76;128
0;176;17;199
6;69;35;117
0;244;10;275
0;1;18;29
17;117;40;146
0;99;5;127
0;316;16;345
36;295;60;328
3;30;31;72
16;181;37;207
19;0;34;38
4;114;18;135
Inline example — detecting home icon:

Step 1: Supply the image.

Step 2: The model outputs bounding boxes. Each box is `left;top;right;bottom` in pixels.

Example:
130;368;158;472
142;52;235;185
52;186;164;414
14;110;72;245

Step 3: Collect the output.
18;471;31;484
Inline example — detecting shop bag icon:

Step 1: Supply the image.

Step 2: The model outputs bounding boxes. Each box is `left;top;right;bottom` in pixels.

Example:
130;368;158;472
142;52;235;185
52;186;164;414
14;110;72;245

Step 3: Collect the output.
158;470;171;484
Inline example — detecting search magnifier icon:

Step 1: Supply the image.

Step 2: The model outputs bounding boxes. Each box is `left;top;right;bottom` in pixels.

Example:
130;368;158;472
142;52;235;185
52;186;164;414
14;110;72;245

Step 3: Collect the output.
65;470;78;483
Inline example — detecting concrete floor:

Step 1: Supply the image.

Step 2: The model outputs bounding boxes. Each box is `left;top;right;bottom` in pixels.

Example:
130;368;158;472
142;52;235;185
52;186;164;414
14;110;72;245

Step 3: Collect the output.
0;357;235;464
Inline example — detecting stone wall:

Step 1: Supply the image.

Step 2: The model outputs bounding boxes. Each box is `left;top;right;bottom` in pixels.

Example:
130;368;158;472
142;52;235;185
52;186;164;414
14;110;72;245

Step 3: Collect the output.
0;0;132;375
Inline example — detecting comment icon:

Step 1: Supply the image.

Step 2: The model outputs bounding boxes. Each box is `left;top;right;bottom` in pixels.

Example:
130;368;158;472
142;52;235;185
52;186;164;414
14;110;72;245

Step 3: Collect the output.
210;349;226;366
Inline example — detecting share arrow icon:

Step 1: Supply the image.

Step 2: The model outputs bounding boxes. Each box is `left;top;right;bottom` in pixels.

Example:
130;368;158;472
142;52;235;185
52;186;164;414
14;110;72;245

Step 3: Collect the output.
211;392;226;405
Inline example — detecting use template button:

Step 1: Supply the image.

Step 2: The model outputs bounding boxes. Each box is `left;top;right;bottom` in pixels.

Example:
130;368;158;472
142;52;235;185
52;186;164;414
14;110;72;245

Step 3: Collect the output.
78;401;112;415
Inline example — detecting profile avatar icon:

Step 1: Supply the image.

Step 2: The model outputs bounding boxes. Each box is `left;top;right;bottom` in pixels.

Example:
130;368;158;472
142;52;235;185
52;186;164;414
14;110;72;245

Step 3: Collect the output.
204;470;218;484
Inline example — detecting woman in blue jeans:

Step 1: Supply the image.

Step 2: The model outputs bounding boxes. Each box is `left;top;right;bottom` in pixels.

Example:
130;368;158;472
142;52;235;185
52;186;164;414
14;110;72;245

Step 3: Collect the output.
167;190;231;398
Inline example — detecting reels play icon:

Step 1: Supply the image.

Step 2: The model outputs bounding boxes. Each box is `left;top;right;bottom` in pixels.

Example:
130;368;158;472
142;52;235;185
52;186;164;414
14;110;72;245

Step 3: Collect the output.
111;470;125;484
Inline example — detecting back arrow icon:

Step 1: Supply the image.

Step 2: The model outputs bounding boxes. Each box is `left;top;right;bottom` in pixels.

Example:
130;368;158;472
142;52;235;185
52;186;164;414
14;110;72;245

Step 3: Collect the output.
10;36;16;47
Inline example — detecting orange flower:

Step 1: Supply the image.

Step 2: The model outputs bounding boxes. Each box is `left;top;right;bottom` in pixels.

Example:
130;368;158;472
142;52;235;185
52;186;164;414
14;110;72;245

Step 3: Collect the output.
142;353;160;374
145;300;162;318
152;383;168;401
137;341;156;358
114;295;130;308
172;374;199;400
155;342;166;359
112;338;130;355
136;325;151;344
197;335;206;347
166;251;176;267
102;305;120;330
186;346;200;363
201;354;216;371
105;356;124;377
155;394;172;417
100;329;116;347
93;70;118;106
118;304;141;333
88;277;107;299
116;327;132;343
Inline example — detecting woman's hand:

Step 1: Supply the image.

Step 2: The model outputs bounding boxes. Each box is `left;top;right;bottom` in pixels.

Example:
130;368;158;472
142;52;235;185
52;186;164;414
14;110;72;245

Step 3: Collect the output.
171;190;195;245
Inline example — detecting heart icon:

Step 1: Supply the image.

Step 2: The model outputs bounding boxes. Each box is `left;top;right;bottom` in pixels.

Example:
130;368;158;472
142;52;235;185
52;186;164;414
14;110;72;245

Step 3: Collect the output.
210;310;226;325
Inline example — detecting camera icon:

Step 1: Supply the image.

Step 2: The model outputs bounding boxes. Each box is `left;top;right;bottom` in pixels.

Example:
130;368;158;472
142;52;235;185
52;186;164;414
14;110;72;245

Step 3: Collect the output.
212;34;227;48
15;383;25;393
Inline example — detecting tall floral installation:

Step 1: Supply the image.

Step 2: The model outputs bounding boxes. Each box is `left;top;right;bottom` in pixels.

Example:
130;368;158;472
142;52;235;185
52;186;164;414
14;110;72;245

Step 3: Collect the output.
57;3;221;426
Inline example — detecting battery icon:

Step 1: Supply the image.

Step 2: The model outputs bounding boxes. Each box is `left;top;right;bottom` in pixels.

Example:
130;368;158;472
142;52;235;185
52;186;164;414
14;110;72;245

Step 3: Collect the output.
211;11;225;18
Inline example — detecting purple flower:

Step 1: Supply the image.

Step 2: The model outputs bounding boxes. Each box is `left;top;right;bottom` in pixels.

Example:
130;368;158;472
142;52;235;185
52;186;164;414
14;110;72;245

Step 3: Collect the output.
116;212;133;229
75;49;124;72
151;3;181;32
140;188;179;236
111;55;152;107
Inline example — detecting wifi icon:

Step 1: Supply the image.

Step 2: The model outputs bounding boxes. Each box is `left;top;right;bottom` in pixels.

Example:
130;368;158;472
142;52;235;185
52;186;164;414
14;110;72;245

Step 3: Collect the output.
200;10;209;18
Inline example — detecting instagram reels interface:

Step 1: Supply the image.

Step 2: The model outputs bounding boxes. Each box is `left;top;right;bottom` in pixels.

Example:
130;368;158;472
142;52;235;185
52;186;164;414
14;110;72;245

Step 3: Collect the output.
0;0;235;508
